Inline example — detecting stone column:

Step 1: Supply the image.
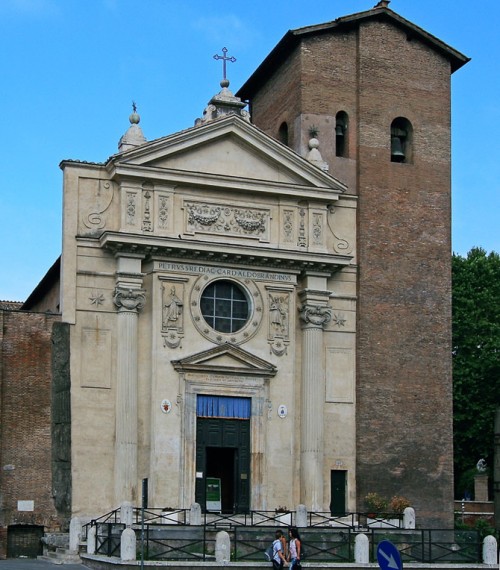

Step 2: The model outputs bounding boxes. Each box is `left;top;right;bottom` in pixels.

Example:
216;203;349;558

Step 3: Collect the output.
113;258;145;505
298;290;331;511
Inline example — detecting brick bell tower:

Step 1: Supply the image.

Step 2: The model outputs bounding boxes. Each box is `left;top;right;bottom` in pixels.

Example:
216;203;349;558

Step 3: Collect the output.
238;2;469;526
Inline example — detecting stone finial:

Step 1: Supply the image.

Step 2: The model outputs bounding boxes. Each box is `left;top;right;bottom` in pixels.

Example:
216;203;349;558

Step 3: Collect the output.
195;78;250;126
305;132;329;171
118;101;147;152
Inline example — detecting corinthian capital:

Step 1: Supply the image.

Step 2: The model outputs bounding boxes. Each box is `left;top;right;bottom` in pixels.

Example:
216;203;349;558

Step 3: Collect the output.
299;304;332;327
113;287;146;312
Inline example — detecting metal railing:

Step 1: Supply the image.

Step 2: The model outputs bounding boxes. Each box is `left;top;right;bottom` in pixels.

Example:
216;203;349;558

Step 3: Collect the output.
83;508;484;564
368;528;482;564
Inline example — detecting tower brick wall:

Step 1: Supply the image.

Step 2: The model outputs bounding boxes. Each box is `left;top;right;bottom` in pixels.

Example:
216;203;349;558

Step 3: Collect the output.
0;310;62;558
241;13;461;526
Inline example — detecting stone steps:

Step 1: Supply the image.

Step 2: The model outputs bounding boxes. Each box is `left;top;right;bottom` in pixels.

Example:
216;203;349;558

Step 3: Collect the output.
39;547;82;565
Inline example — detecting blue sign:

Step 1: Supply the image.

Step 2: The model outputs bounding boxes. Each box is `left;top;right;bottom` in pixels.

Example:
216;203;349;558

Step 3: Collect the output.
377;540;402;570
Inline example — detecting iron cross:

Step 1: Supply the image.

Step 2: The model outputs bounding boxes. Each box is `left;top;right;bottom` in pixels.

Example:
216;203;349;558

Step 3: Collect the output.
213;47;236;80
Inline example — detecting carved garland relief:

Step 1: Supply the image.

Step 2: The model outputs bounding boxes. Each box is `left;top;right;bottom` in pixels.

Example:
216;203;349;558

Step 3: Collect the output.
185;201;270;241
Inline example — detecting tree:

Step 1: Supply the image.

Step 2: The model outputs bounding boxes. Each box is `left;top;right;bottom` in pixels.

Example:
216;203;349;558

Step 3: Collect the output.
452;248;500;499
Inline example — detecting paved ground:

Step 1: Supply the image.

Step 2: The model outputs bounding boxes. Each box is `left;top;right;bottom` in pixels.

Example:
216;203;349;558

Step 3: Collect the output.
0;561;89;569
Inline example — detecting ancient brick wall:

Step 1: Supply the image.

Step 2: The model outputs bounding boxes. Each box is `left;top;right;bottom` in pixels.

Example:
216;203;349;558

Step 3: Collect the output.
0;310;63;558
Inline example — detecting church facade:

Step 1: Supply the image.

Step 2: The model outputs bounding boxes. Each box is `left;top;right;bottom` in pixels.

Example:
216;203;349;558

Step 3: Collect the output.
0;2;469;556
60;100;357;519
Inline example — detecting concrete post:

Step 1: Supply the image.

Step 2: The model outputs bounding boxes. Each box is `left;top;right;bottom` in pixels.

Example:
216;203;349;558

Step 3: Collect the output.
296;504;308;528
355;533;369;563
190;502;202;525
403;507;416;529
120;501;134;526
215;530;231;563
482;535;497;565
69;517;82;554
86;525;96;555
121;527;137;561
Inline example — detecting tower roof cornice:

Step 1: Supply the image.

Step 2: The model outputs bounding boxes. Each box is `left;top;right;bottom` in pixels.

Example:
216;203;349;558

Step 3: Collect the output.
237;6;469;101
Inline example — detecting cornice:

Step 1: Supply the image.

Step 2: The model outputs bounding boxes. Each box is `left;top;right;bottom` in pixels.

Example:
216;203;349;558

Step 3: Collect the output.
96;232;352;276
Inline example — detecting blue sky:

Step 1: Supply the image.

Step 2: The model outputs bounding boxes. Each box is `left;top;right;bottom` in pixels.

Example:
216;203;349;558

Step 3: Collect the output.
0;0;498;301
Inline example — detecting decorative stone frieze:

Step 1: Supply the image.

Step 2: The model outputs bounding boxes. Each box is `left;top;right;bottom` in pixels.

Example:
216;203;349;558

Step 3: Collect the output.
185;201;269;241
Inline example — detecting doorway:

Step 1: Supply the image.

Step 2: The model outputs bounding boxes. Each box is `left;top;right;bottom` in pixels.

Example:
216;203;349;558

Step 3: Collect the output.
7;525;44;558
195;417;250;513
330;470;347;516
206;446;236;512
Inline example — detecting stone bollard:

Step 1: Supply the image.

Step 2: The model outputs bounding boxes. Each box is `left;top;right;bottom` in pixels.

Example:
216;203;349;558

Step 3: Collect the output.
215;530;231;564
121;501;134;527
296;504;308;528
403;507;415;529
190;502;202;525
86;525;97;555
482;535;497;565
69;517;82;554
355;533;369;563
121;527;137;561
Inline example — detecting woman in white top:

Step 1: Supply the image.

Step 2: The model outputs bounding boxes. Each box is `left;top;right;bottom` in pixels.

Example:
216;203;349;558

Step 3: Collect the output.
288;527;301;569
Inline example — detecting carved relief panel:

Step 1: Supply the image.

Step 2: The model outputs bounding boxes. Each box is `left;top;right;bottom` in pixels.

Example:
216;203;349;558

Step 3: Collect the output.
119;182;174;235
184;200;270;242
80;178;114;234
265;286;294;356
161;280;186;349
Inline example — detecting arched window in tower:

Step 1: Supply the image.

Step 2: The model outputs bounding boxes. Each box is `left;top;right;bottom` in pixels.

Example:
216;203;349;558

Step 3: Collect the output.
390;117;413;163
278;122;289;146
335;111;349;157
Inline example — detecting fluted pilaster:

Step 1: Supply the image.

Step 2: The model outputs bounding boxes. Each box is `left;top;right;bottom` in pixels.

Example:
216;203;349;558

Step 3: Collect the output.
113;286;145;504
299;302;331;511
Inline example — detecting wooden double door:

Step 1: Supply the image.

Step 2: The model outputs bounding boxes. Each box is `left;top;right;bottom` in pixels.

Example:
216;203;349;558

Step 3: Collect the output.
195;418;250;513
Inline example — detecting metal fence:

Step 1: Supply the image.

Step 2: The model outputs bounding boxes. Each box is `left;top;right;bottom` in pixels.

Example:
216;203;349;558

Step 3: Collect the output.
368;528;482;564
85;509;483;564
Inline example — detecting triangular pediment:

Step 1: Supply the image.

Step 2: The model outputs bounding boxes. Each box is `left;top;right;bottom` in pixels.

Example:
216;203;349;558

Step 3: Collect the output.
171;343;277;378
109;115;346;194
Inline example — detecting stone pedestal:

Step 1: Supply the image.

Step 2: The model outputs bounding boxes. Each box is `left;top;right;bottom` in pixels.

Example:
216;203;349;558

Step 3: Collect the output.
474;473;489;502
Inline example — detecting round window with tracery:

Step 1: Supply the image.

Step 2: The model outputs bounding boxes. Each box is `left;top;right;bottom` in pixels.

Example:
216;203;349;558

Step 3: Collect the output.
200;280;249;333
190;275;262;345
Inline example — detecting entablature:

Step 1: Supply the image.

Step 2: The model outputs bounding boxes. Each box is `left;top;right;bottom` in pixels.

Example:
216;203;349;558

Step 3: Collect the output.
97;232;352;277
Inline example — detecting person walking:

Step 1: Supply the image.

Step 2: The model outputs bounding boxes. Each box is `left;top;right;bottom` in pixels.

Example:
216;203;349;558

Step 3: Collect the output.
288;527;302;569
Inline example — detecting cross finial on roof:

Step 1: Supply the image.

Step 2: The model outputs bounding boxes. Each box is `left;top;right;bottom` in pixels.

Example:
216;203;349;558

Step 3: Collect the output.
213;47;236;81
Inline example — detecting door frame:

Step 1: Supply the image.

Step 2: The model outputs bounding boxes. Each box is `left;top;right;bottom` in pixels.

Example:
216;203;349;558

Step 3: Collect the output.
196;419;251;513
181;377;268;511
